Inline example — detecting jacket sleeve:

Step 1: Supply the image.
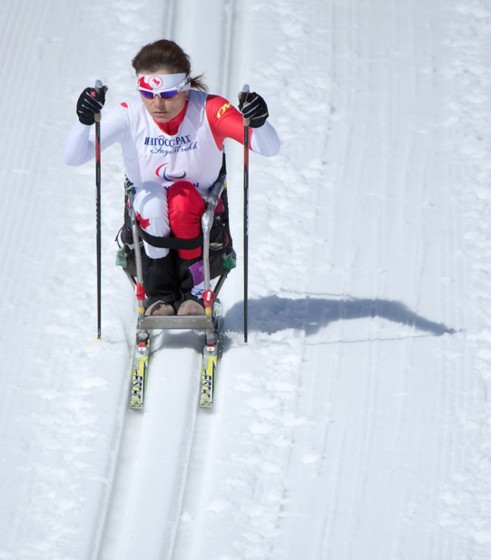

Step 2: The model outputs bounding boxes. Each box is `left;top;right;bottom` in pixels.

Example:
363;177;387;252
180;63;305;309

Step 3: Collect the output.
63;104;129;166
250;122;280;157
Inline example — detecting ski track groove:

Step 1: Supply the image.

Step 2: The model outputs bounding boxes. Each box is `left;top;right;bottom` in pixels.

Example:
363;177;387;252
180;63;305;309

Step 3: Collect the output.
96;338;204;560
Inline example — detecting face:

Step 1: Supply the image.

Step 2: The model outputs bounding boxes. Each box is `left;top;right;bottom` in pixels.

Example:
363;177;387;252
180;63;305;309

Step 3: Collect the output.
139;69;188;123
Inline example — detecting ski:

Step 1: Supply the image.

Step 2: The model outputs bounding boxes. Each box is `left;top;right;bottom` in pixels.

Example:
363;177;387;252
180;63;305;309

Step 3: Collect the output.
129;329;150;410
199;299;222;408
200;343;218;408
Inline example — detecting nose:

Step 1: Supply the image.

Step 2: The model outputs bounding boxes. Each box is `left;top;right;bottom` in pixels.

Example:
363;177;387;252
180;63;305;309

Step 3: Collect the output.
152;95;167;106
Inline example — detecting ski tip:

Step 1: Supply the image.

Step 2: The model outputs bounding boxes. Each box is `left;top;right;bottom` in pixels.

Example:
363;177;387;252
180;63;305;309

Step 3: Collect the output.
130;396;143;410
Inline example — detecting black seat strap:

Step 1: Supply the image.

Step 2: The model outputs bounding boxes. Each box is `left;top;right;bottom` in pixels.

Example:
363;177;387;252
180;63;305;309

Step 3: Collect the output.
137;228;203;249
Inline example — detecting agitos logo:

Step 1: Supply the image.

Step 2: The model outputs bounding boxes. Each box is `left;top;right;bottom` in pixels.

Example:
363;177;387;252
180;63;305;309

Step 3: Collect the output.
155;163;186;181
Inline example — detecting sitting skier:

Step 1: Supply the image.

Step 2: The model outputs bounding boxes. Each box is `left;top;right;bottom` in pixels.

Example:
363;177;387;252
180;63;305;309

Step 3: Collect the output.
64;39;280;316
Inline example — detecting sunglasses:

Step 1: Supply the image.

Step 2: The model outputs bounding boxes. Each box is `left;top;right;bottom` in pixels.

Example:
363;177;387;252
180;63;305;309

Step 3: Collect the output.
138;88;181;99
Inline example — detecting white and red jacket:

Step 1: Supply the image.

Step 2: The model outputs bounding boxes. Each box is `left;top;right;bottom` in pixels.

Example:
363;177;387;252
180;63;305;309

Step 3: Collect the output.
65;90;279;195
64;89;280;257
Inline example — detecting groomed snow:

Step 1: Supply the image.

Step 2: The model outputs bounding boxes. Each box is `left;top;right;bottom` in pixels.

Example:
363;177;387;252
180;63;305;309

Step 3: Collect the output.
1;0;491;559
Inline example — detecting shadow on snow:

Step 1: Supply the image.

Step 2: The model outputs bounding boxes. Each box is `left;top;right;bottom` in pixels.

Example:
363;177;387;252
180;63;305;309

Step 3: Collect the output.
224;295;455;337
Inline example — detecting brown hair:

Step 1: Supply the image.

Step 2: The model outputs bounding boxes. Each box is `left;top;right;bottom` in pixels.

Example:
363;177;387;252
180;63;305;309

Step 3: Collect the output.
132;39;207;91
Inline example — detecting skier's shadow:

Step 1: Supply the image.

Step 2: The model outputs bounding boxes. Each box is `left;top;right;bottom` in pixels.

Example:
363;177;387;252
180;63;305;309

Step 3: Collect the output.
224;295;455;337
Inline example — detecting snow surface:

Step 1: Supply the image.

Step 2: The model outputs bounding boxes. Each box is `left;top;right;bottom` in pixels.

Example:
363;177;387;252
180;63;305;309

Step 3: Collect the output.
1;0;491;558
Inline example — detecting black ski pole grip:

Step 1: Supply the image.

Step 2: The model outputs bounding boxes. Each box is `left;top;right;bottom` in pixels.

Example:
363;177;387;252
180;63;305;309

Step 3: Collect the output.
239;84;251;127
94;80;107;123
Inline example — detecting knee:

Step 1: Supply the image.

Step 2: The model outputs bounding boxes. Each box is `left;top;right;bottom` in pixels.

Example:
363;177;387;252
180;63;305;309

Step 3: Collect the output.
167;181;205;218
134;181;169;222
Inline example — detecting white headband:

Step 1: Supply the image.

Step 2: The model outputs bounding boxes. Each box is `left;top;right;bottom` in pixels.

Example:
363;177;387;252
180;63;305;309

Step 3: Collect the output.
137;73;190;92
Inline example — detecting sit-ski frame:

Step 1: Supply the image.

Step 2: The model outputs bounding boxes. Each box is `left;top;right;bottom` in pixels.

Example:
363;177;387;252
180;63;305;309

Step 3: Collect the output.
125;172;228;342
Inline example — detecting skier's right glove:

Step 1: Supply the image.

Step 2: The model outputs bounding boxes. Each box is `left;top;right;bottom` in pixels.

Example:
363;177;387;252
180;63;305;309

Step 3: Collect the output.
76;87;106;125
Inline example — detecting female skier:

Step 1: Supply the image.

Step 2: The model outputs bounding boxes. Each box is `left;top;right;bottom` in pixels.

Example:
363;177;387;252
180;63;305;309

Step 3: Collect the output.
64;39;280;316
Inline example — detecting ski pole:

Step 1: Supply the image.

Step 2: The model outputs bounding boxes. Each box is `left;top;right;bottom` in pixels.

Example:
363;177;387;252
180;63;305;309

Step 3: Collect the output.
94;80;104;339
239;84;250;343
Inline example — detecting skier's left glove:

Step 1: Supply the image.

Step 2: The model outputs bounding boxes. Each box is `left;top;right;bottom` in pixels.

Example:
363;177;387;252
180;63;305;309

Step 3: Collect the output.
76;87;106;125
239;92;269;128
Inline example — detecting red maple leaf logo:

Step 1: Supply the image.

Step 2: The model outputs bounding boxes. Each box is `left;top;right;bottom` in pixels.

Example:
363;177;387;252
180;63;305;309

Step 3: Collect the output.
136;212;151;229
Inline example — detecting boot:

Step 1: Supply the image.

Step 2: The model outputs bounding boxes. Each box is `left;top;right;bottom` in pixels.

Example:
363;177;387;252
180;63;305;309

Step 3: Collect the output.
177;299;204;316
145;299;176;316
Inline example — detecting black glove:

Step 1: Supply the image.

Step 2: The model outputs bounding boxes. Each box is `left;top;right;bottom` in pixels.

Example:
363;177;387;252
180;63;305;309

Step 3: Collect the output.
239;92;269;128
76;86;106;125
